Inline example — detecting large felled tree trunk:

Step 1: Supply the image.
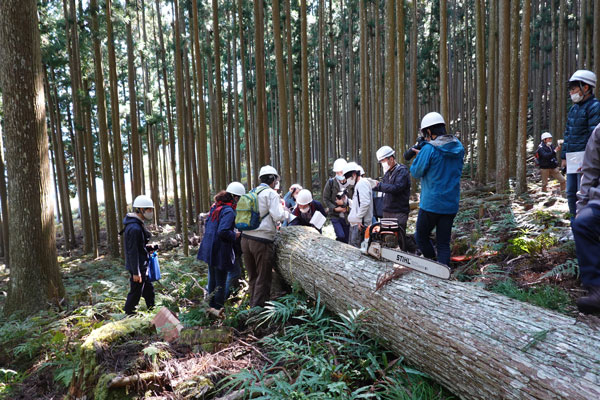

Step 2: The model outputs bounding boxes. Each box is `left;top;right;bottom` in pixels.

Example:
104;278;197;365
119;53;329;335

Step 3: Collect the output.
274;227;600;400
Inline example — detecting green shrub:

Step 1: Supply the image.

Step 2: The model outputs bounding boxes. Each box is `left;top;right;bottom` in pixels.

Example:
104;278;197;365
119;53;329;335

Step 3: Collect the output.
489;279;571;313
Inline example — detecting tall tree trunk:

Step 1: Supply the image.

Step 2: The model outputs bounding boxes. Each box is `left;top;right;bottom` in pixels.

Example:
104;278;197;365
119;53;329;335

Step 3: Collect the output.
238;0;253;189
44;69;75;250
409;1;418;145
191;0;210;211
359;0;368;168
174;0;188;255
516;0;532;194
272;0;291;189
396;0;405;157
486;0;497;182
496;0;510;192
64;0;92;254
595;0;600;81
318;0;327;188
0;0;65;315
0;116;10;268
285;0;297;182
475;0;486;184
106;0;127;233
83;80;100;257
557;0;566;139
125;0;142;198
301;0;311;190
439;0;449;121
508;0;520;177
254;0;269;167
155;0;180;230
212;0;227;190
90;0;119;257
384;0;396;149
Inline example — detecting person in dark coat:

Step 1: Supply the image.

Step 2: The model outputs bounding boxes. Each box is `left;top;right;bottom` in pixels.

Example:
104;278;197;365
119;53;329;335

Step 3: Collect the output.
371;146;411;230
561;70;600;217
197;182;246;310
535;132;565;193
289;189;327;233
123;195;156;315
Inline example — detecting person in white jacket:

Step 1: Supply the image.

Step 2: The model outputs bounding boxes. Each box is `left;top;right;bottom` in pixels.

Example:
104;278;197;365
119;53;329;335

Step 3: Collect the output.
241;165;286;307
344;162;373;248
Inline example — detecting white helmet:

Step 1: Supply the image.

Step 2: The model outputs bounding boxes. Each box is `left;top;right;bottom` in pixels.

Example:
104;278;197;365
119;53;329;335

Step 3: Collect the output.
259;165;279;178
568;70;596;88
332;158;347;172
420;112;446;131
226;181;246;196
342;161;361;176
540;132;552;141
376;146;395;162
296;189;313;206
289;183;303;191
133;194;154;209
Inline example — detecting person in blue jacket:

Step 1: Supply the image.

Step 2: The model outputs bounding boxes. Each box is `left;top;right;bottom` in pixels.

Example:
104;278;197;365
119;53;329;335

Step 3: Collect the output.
410;112;464;267
561;70;600;218
123;195;156;315
197;182;246;310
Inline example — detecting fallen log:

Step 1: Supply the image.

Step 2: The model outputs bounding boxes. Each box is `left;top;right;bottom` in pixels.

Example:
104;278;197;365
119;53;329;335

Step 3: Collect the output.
274;227;600;399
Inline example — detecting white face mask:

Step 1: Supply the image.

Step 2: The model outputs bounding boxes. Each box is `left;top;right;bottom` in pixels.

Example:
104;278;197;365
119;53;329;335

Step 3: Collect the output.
382;162;391;174
299;206;310;214
347;177;356;186
571;92;583;103
274;181;280;190
143;210;154;220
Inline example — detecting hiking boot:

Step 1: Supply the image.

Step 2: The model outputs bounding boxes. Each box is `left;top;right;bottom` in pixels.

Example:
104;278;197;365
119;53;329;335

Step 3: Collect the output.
576;286;600;314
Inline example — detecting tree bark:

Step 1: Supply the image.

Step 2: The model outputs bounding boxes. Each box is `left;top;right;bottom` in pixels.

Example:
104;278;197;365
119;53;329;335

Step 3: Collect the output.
595;0;600;81
318;0;327;189
475;0;486;184
254;0;269;167
516;0;531;194
0;0;65;315
284;0;297;182
384;0;396;148
238;0;253;189
359;0;368;168
396;0;405;157
90;0;119;257
300;0;311;190
439;0;449;122
496;0;510;192
486;0;498;183
274;227;600;400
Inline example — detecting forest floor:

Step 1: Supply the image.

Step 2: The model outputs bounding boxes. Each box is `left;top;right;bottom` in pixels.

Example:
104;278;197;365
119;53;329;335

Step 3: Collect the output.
0;164;597;399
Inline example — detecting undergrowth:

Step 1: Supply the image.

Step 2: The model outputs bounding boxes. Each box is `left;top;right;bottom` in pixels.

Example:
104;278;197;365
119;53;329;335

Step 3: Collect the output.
489;279;571;313
221;292;453;399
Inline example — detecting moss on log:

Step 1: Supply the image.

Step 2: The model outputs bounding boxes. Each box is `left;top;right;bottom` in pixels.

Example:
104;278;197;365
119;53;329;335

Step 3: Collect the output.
274;226;600;399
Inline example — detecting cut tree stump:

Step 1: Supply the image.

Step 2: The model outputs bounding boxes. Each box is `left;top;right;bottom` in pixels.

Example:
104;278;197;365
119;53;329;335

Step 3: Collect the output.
274;227;600;399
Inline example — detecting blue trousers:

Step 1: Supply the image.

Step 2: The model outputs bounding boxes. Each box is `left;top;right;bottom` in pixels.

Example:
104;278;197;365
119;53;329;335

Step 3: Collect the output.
572;204;600;287
566;173;582;219
331;217;350;243
207;264;228;309
415;209;456;267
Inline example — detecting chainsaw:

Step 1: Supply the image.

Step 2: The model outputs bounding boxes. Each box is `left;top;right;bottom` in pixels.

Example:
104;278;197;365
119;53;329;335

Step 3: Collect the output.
360;218;451;279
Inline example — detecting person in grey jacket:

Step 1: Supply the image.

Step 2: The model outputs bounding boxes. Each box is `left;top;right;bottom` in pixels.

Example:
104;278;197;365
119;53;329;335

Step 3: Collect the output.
572;123;600;314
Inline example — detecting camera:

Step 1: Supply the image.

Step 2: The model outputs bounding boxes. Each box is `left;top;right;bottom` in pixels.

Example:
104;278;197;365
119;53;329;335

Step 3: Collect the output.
336;189;348;200
404;136;427;161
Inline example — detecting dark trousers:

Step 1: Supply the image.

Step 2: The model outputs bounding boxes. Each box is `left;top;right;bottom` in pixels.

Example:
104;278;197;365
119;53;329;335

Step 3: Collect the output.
124;270;155;314
572;204;600;287
207;264;228;309
331;217;350;243
241;237;274;307
382;211;408;231
566;173;582;219
415;209;456;267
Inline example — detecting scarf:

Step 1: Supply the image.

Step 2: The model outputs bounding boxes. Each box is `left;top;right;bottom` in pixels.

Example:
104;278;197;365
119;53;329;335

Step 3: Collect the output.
210;200;236;222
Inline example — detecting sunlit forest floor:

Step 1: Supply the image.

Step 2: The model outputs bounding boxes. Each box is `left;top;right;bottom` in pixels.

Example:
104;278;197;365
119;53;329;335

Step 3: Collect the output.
0;163;597;399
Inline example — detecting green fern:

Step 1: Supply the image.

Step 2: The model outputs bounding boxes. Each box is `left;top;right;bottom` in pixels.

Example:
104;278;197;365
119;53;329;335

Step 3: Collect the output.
542;259;579;279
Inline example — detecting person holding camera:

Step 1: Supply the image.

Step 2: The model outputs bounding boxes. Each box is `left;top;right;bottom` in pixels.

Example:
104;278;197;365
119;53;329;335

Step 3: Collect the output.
535;132;565;194
371;146;411;231
410;112;464;267
322;158;354;243
404;136;427;161
123;195;157;315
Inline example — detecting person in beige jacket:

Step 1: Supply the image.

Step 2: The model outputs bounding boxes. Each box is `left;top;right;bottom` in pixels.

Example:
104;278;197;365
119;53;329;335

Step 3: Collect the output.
241;165;285;307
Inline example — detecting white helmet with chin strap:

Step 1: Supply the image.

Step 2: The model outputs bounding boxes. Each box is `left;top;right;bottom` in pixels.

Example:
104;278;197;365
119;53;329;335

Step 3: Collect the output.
296;189;313;206
568;70;596;88
540;132;552;141
259;165;279;178
332;158;347;172
376;146;395;162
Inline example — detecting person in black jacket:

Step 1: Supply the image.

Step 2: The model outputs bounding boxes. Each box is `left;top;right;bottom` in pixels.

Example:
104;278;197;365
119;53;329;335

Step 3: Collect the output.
535;132;565;193
123;195;156;315
370;146;411;230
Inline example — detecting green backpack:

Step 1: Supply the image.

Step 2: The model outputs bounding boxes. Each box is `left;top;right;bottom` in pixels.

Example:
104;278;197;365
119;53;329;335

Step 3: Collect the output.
235;186;268;231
